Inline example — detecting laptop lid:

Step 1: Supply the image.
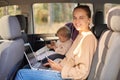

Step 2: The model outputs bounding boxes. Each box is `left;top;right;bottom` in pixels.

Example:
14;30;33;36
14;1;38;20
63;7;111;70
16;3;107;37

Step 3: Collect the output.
24;43;50;70
24;43;38;68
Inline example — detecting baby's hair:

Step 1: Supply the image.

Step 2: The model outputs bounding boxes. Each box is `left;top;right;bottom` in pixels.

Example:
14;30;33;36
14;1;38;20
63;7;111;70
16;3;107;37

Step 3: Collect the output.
56;26;71;39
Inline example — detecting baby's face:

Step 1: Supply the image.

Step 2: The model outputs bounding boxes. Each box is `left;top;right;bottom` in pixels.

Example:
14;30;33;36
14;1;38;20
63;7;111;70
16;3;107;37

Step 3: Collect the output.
57;34;68;42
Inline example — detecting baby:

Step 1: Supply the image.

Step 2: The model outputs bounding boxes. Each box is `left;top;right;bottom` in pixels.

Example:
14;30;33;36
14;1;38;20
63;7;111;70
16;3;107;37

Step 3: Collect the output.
35;26;72;64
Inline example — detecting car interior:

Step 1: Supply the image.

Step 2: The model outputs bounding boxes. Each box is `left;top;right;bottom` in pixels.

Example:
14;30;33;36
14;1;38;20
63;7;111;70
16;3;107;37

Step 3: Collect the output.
0;0;120;80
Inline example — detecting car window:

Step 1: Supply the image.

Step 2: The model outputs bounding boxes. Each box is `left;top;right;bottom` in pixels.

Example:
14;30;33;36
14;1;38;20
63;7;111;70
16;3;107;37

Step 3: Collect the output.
0;5;21;18
33;3;93;34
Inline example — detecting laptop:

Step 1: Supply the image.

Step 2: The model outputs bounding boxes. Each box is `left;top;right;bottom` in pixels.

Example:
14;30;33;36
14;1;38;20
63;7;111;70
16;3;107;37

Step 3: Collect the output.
24;43;61;73
24;43;47;70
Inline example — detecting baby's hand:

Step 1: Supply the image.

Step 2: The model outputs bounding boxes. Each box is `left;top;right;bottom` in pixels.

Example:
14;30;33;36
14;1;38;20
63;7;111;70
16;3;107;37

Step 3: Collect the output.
46;41;56;49
50;40;56;46
46;44;51;48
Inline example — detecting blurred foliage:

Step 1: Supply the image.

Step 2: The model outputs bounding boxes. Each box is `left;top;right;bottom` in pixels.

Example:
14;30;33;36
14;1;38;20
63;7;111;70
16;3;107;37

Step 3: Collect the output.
34;4;48;24
0;5;21;18
33;3;74;25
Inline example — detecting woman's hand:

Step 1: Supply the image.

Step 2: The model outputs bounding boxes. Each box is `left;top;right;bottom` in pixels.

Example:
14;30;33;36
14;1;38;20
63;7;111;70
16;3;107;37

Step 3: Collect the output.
47;59;62;71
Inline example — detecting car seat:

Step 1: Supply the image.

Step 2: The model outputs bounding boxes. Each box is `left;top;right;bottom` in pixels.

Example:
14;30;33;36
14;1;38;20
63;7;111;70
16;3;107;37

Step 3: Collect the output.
91;11;108;40
0;15;24;80
88;6;120;80
65;22;79;41
16;15;28;43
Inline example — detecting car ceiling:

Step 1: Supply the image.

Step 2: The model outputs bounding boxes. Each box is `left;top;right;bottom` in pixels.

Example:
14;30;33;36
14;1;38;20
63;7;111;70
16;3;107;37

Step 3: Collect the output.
0;0;120;7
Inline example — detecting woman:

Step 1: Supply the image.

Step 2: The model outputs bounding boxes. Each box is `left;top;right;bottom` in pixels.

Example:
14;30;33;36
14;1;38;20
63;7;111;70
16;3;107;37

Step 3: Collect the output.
15;5;97;80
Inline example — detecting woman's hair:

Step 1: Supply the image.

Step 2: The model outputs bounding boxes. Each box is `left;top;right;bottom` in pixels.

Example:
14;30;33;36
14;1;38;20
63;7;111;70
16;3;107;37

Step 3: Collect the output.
73;5;91;18
56;26;71;39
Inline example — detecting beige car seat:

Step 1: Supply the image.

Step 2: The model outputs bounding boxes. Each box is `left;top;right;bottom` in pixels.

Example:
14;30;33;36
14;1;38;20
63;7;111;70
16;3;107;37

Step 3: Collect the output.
88;6;120;80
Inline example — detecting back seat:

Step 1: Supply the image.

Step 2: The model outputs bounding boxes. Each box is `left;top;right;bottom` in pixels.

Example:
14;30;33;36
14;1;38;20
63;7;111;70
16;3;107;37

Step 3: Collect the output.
65;22;79;41
88;6;120;80
91;24;108;39
91;11;108;40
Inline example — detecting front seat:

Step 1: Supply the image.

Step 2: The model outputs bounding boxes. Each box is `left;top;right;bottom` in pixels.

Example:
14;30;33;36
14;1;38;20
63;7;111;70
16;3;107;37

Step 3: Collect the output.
0;15;24;80
16;15;28;43
88;6;120;80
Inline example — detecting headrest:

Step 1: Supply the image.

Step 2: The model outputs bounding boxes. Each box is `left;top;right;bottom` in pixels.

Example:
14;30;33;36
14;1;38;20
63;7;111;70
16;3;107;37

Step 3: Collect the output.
16;15;27;31
0;15;21;40
106;6;120;32
93;11;104;25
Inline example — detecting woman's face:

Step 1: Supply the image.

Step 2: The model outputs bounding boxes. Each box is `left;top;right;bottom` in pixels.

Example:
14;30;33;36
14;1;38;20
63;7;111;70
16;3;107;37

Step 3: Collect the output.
73;8;91;32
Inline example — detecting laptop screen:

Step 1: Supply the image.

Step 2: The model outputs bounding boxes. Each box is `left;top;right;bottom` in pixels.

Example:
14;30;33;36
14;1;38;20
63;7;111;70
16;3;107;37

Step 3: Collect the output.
24;43;37;65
